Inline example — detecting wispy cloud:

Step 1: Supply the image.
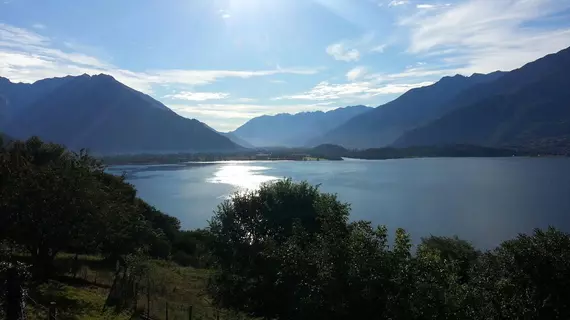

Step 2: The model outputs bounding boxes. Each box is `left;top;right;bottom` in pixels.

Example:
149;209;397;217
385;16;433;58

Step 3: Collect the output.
364;66;457;82
0;23;320;93
234;98;257;103
415;3;451;10
389;0;409;7
370;44;387;53
326;33;377;62
31;23;46;30
402;0;570;74
346;66;367;81
273;80;432;101
163;92;230;101
326;43;361;62
218;9;231;19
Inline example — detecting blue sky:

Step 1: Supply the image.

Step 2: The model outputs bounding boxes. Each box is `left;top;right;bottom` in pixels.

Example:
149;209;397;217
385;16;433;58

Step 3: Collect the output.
1;0;570;131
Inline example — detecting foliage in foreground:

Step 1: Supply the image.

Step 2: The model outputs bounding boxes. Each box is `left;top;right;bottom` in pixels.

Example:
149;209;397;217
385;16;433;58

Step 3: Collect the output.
2;136;570;319
209;179;570;320
0;136;211;281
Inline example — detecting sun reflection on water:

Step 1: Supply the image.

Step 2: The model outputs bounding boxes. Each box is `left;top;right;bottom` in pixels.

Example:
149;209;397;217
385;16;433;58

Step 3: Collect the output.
206;163;279;192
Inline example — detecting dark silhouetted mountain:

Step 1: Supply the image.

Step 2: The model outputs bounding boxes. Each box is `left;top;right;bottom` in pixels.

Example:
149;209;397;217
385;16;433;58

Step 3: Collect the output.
231;105;372;147
310;72;505;149
2;74;240;154
0;76;74;119
394;59;570;153
0;95;7;124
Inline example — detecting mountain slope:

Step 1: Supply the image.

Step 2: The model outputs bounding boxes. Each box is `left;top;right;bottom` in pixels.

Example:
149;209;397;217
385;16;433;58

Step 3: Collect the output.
3;74;240;154
394;70;570;152
0;76;74;119
310;72;505;149
221;132;255;148
201;122;254;148
231;105;372;147
394;46;570;152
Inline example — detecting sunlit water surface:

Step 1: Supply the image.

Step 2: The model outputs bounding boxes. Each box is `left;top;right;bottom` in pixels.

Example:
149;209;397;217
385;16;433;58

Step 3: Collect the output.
107;158;570;249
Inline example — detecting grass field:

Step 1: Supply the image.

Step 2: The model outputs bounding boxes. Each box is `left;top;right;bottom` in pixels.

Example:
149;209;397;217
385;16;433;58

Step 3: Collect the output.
21;255;246;320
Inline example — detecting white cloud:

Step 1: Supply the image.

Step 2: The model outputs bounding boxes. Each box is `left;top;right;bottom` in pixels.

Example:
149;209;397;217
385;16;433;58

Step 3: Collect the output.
234;97;257;103
415;3;451;9
0;23;320;93
346;66;367;81
269;79;286;84
326;32;379;62
0;23;49;47
370;44;386;53
403;0;570;74
326;43;360;62
274;80;432;101
219;9;231;19
389;0;409;7
163;91;230;101
32;23;46;30
364;67;455;82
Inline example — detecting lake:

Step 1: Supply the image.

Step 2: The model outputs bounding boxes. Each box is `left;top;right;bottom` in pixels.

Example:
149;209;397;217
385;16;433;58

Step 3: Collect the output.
107;157;570;249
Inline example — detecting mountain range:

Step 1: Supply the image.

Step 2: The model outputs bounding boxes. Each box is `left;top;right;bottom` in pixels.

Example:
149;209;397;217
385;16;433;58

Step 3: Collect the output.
1;45;569;155
0;74;240;154
393;47;570;151
308;71;505;148
230;105;372;147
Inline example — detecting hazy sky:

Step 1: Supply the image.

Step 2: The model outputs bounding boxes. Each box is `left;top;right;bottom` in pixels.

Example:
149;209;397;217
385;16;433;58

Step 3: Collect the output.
1;0;570;131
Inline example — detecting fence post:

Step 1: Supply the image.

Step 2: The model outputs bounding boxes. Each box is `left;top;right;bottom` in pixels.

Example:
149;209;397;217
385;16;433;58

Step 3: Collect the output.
165;301;169;320
48;302;57;320
146;274;151;319
188;305;193;320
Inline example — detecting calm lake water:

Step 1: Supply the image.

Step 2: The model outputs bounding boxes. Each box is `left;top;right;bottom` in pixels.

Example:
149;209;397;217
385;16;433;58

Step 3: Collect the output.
107;157;570;249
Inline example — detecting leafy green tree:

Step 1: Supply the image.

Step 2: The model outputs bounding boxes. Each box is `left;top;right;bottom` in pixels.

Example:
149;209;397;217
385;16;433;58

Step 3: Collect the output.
469;227;570;319
137;199;181;243
0;138;107;278
417;235;480;283
208;179;351;319
172;229;214;267
0;137;170;278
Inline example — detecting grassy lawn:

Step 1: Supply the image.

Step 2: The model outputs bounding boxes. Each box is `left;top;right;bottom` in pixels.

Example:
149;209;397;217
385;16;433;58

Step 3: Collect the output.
22;255;246;320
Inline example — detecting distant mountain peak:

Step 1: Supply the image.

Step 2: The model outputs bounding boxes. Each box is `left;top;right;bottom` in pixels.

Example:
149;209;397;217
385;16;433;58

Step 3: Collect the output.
0;74;240;154
392;45;570;152
231;105;373;147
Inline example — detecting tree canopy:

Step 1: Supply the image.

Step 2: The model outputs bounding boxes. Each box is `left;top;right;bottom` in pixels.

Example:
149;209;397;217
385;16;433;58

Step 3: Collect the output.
0;137;182;279
208;179;570;320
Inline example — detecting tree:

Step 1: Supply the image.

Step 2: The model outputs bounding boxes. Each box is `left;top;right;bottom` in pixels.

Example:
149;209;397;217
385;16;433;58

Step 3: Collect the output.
0;137;167;279
469;227;570;319
208;179;351;319
0;138;107;278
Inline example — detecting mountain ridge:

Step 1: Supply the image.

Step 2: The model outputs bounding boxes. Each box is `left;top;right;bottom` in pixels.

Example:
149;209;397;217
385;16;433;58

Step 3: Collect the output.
392;46;570;152
231;105;372;147
1;74;241;154
308;71;505;149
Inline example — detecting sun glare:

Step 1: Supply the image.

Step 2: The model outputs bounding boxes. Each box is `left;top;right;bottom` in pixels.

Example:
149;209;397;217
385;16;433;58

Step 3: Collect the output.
226;0;287;19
